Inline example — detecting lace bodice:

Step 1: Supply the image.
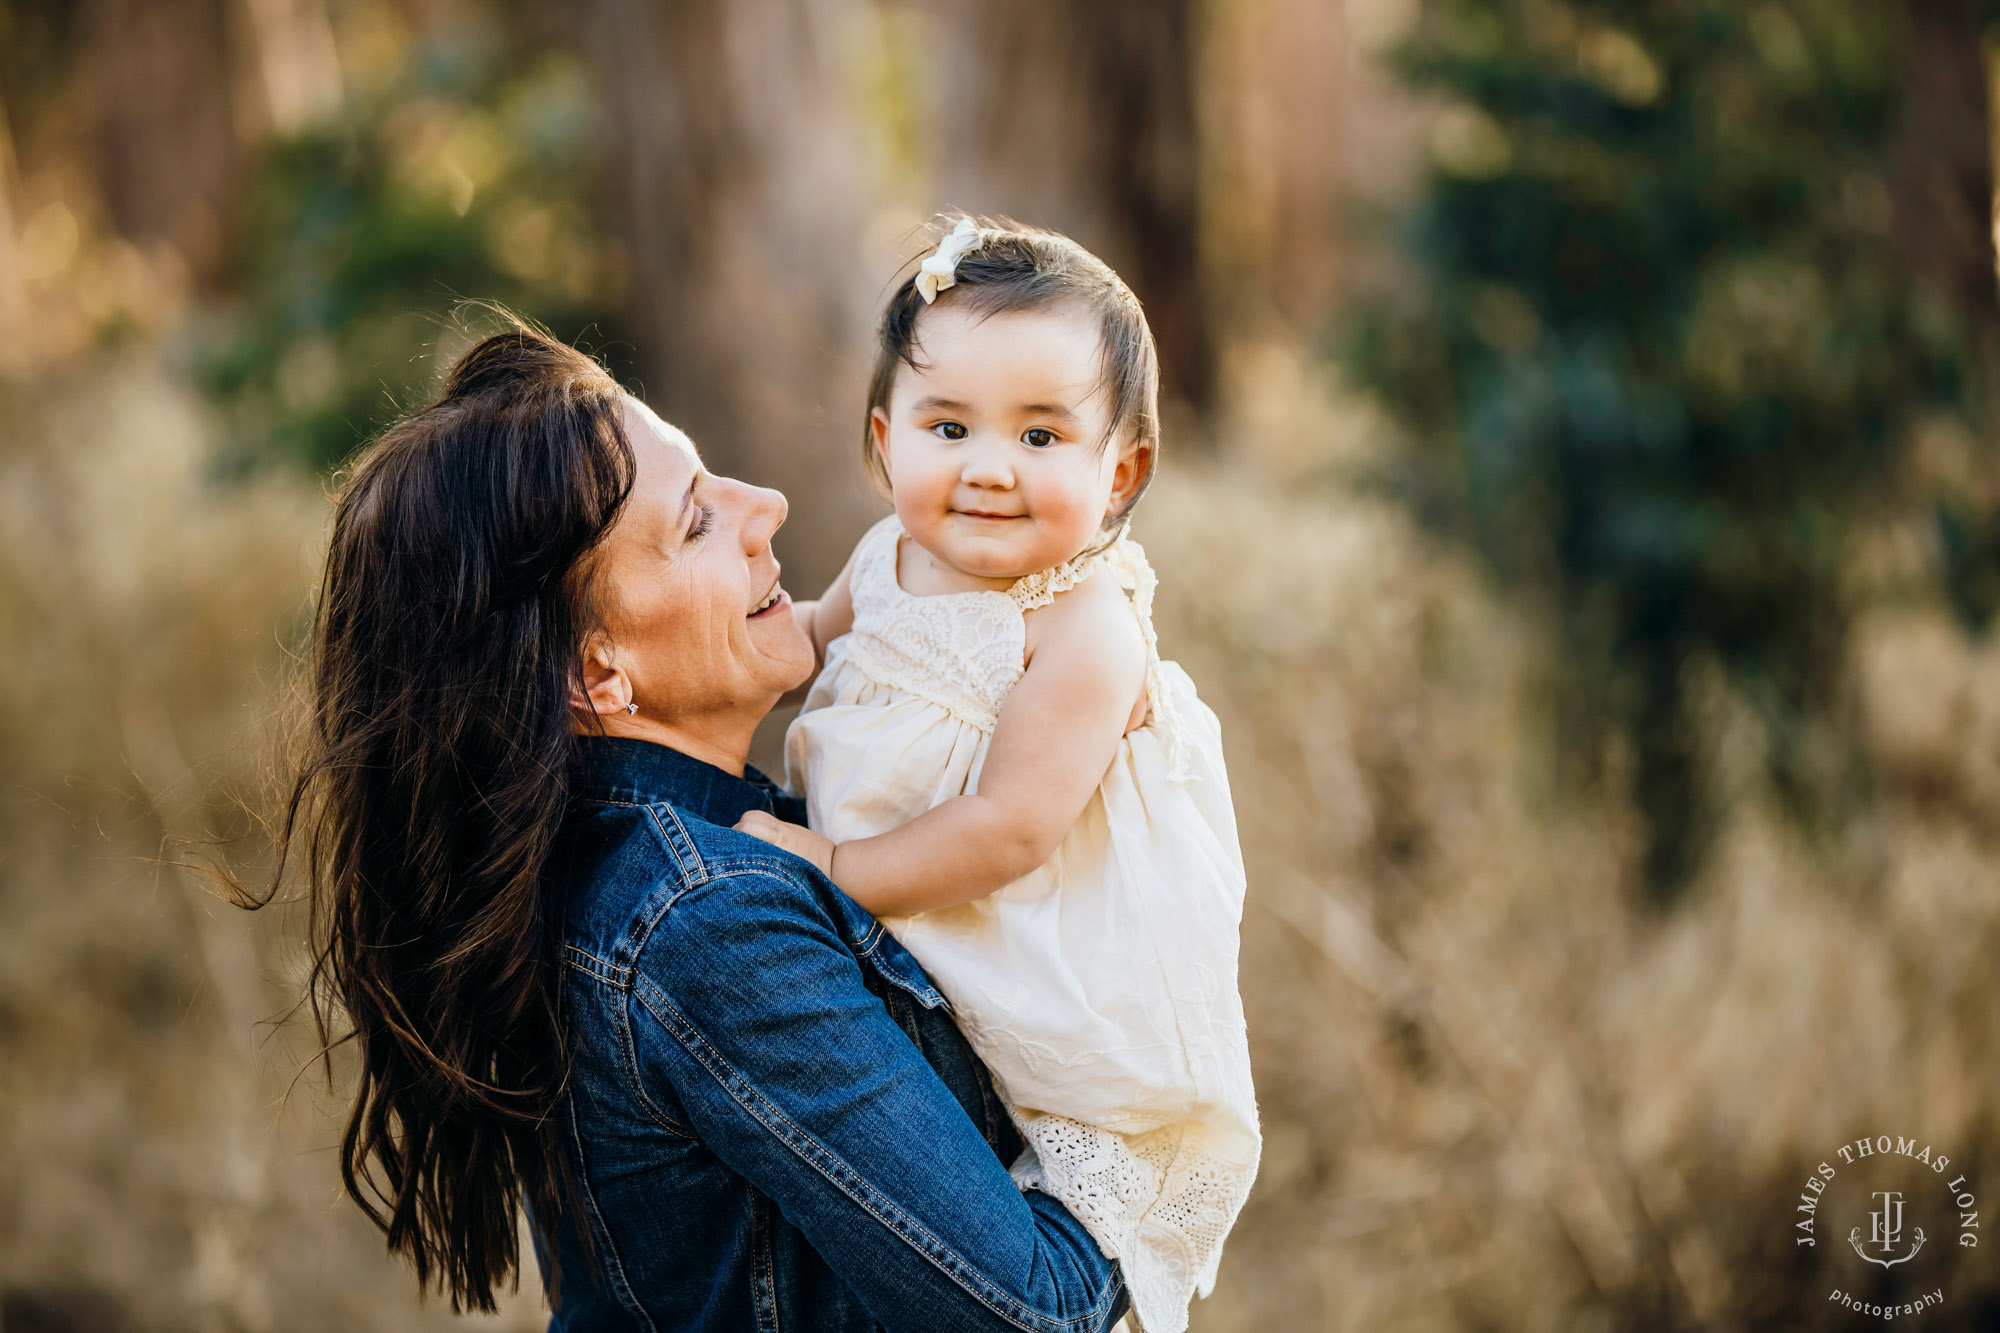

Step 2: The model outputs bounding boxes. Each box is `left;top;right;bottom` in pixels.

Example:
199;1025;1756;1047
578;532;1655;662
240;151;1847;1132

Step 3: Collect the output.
841;518;1026;732
842;516;1191;774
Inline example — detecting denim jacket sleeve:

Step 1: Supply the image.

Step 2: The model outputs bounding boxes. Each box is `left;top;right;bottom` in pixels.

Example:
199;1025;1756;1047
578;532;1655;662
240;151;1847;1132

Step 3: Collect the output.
626;862;1127;1333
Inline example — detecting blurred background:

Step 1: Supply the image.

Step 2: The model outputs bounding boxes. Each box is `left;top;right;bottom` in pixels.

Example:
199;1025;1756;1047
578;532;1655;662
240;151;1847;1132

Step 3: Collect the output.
4;0;2000;1328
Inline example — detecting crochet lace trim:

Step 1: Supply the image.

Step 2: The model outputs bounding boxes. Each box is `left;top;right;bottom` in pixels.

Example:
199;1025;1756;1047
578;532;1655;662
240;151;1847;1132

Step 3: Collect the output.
844;516;1194;776
1006;529;1192;780
1007;1108;1258;1333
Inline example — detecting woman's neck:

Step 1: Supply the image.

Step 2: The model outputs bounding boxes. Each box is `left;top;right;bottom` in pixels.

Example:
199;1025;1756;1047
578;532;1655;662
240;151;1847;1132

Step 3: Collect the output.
595;710;758;777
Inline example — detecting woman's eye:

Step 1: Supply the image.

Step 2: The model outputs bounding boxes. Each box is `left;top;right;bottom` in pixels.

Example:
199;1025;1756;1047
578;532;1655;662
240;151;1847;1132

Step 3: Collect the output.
686;504;715;543
932;421;968;441
1023;427;1057;449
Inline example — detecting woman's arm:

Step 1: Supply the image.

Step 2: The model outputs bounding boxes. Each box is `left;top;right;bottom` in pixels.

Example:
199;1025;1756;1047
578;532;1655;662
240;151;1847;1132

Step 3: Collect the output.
633;867;1128;1331
775;550;859;709
740;572;1146;915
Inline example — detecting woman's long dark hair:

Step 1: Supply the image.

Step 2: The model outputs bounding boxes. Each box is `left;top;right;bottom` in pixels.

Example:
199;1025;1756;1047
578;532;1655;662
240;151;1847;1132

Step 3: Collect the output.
259;322;633;1309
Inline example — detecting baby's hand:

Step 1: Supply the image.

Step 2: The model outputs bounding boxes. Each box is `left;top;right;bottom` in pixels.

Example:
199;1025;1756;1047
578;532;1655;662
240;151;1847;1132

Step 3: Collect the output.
735;810;837;878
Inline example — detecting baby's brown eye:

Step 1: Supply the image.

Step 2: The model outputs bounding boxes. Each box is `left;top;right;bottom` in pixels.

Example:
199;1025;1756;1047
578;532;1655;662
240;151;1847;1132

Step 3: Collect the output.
934;422;968;441
1023;428;1057;449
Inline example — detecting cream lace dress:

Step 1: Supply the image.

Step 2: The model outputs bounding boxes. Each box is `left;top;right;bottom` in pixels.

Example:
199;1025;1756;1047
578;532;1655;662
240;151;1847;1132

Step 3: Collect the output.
786;515;1261;1333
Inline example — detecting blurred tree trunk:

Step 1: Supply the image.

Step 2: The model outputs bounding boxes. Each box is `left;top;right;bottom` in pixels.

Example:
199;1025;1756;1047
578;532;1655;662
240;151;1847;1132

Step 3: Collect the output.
80;0;243;280
0;98;25;358
1202;0;1351;336
1072;0;1213;415
576;0;881;587
1888;0;1999;330
933;0;1216;418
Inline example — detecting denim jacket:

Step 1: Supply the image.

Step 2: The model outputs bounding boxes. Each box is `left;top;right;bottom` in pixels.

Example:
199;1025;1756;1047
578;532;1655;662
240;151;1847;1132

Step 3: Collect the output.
536;736;1129;1332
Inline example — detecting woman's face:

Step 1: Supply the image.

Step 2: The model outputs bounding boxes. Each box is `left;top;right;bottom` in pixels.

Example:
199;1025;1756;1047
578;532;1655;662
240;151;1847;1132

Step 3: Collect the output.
586;399;813;742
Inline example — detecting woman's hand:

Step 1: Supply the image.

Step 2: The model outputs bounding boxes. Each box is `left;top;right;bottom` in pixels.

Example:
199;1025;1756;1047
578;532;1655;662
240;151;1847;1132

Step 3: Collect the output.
1124;691;1151;735
735;810;837;878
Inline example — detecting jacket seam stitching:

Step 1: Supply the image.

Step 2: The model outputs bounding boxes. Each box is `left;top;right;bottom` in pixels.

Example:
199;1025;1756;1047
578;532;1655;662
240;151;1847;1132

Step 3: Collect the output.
574;793;704;884
618;992;697;1140
572;798;698;964
850;921;945;1007
564;1090;662;1333
564;940;624;972
751;1191;779;1333
632;975;1115;1332
695;868;946;1007
564;958;627;990
651;801;707;884
565;942;630;976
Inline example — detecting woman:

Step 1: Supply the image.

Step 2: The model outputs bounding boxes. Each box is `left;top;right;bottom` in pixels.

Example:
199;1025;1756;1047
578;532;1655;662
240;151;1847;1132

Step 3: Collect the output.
266;324;1130;1330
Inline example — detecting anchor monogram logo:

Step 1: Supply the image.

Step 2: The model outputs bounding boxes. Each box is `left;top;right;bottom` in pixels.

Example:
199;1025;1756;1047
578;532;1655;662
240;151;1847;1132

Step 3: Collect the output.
1797;1136;1979;1318
1849;1190;1926;1269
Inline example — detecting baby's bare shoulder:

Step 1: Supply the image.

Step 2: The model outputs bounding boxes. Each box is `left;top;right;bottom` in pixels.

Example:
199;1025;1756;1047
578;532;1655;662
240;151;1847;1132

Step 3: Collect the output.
1022;565;1145;666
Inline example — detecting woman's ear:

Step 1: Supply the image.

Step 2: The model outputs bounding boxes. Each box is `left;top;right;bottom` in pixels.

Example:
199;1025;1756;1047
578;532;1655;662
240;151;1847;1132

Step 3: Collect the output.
1108;437;1154;514
571;633;634;723
869;407;893;477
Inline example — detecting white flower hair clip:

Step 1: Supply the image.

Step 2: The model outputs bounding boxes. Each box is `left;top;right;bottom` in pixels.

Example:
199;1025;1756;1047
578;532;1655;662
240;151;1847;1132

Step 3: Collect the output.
915;216;983;304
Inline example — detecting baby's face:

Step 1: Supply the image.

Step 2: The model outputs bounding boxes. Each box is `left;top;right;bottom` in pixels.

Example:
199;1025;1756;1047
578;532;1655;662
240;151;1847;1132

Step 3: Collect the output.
871;302;1144;586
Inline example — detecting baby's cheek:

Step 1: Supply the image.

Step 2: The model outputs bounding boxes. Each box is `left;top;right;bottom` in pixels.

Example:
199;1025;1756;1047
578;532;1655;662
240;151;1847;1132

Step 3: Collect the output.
910;463;961;512
1036;481;1107;544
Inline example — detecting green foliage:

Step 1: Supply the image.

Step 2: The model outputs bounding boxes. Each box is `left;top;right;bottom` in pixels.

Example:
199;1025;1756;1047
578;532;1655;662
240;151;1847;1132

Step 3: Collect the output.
200;23;622;471
1351;0;2000;896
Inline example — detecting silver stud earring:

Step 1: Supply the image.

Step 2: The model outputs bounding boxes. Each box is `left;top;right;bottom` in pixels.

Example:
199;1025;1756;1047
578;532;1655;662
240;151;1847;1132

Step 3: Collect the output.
625;702;638;715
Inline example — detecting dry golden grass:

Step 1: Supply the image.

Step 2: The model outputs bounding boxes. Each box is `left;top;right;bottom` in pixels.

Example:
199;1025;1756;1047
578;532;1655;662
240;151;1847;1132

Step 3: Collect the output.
1146;350;2000;1331
0;355;544;1331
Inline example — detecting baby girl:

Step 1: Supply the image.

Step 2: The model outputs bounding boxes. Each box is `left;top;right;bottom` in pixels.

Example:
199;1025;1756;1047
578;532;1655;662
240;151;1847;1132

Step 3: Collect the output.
738;216;1259;1332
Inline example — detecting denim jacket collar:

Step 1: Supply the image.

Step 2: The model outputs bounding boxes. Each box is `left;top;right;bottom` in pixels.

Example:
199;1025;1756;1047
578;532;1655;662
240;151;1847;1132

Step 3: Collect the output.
573;735;803;828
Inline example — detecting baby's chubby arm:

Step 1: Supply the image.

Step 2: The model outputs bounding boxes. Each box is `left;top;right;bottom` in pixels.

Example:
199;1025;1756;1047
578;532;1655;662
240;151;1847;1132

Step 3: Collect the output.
777;546;859;709
739;570;1147;916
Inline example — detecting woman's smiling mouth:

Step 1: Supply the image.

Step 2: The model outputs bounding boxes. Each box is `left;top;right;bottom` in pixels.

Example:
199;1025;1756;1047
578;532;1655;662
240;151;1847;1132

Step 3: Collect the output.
749;584;788;617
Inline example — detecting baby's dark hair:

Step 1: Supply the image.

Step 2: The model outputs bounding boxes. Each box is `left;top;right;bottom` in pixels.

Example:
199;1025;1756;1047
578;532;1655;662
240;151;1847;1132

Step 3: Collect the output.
864;215;1161;537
